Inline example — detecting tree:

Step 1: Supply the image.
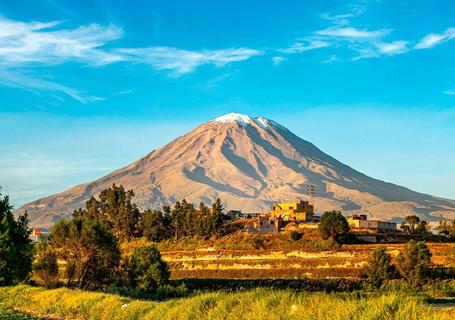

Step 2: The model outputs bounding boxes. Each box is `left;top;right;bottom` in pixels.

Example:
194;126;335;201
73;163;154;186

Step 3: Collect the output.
318;211;349;241
210;198;225;237
0;190;33;285
416;220;429;234
170;201;184;240
74;184;141;242
439;219;455;238
396;240;432;285
49;216;120;289
401;215;420;234
128;244;169;294
142;210;170;241
364;248;396;288
33;238;59;288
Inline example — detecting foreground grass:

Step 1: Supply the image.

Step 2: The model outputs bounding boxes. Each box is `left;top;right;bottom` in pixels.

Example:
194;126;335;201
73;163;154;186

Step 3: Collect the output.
0;304;39;320
0;285;454;320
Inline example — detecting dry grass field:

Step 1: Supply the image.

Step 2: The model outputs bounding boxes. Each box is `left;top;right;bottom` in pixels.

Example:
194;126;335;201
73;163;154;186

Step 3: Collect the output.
1;285;454;320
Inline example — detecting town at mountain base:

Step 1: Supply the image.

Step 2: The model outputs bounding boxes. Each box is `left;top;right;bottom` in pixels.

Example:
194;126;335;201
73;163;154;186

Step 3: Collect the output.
16;113;455;228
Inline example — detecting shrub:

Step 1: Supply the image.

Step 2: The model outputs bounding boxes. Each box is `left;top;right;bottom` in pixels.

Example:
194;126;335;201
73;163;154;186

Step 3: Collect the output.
289;231;302;241
33;239;59;288
251;237;265;250
49;217;120;289
396;240;432;286
318;211;349;241
363;248;396;288
129;245;169;294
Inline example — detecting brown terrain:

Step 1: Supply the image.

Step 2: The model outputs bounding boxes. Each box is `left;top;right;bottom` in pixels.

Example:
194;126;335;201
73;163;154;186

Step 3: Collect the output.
16;112;455;228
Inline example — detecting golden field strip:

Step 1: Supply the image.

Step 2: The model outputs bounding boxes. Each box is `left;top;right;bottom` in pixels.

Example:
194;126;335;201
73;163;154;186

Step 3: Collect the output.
1;285;455;320
159;242;455;279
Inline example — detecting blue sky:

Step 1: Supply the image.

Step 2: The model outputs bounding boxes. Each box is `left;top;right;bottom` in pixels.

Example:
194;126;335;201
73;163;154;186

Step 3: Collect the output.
1;0;455;207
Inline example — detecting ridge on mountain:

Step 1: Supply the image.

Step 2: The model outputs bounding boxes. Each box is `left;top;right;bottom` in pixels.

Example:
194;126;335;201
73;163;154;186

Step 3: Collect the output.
16;112;455;228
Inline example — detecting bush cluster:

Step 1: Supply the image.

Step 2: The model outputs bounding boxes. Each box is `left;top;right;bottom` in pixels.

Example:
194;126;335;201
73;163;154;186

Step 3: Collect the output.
364;240;434;288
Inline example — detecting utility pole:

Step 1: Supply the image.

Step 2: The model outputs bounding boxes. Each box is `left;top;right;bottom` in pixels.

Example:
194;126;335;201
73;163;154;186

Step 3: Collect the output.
306;184;316;204
306;184;316;220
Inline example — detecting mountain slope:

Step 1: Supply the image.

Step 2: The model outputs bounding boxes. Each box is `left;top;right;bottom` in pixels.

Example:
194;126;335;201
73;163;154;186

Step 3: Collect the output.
16;113;455;228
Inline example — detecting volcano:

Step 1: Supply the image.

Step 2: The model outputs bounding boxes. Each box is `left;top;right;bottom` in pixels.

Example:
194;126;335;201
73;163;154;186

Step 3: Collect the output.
17;112;455;228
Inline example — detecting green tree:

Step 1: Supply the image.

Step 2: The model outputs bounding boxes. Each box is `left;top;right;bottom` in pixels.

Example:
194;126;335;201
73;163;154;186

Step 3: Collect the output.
33;238;59;288
364;248;396;288
165;199;227;240
49;216;120;289
210;198;225;237
128;244;169;294
142;210;170;241
318;211;349;241
74;184;141;242
170;201;184;240
0;190;33;285
396;240;432;285
401;215;420;234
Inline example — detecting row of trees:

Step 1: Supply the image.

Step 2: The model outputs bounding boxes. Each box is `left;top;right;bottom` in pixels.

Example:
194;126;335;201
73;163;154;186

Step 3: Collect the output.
73;184;226;242
364;240;433;287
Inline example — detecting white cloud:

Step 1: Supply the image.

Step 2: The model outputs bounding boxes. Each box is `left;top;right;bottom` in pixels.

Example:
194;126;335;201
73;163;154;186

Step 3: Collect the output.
315;26;388;39
311;25;406;60
0;69;102;103
272;56;285;65
279;40;329;54
0;15;262;102
323;55;339;63
0;15;261;72
320;13;355;22
113;89;133;96
415;28;455;49
117;47;262;76
0;17;124;66
283;9;421;62
375;40;408;55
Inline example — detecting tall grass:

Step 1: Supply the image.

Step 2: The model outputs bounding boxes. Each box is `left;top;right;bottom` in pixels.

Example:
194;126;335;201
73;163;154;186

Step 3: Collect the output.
0;285;454;320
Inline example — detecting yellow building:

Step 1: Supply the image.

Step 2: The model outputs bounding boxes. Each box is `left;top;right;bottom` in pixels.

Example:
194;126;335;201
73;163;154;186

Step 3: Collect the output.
347;214;368;228
270;200;314;221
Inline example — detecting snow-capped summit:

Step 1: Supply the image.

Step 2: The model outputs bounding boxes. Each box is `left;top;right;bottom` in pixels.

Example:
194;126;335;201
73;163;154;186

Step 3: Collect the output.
212;112;279;130
212;112;253;126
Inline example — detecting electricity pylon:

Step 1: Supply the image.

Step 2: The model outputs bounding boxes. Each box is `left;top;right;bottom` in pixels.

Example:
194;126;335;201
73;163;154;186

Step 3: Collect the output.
306;184;316;220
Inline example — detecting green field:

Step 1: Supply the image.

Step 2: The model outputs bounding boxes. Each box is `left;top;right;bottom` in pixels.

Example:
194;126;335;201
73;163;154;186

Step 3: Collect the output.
0;285;454;320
